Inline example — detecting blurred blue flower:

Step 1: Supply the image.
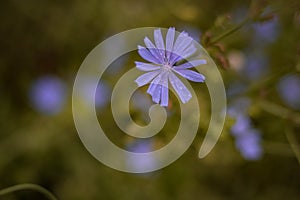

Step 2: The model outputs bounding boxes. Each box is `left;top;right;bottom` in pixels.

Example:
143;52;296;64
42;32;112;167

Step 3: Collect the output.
228;98;263;160
29;75;67;115
95;81;111;108
231;6;249;24
127;139;157;173
106;54;129;75
252;17;280;45
227;97;251;116
226;81;247;98
127;139;153;153
235;129;263;160
242;52;269;80
135;27;206;106
230;114;252;136
277;74;300;110
79;78;111;108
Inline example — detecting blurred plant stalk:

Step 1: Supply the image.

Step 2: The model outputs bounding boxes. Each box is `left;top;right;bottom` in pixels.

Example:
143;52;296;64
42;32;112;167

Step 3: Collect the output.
0;184;57;200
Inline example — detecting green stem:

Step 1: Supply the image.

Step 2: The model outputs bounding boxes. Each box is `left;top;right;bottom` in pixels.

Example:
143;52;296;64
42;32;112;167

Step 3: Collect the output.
285;126;300;165
263;141;295;156
259;100;300;163
0;183;57;200
210;18;250;45
259;100;300;125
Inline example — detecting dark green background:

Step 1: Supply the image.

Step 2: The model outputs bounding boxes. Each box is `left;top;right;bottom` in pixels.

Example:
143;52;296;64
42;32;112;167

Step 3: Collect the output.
0;0;300;199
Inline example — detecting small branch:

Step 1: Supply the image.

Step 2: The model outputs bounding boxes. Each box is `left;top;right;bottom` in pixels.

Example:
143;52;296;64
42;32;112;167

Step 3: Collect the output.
285;126;300;165
210;18;250;45
259;100;300;164
0;183;57;200
259;100;300;125
263;141;295;156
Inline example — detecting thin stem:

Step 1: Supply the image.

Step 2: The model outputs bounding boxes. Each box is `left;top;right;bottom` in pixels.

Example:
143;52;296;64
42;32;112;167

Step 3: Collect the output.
209;2;290;45
263;141;295;156
259;100;300;163
259;100;300;125
285;126;300;165
210;18;250;45
0;183;57;200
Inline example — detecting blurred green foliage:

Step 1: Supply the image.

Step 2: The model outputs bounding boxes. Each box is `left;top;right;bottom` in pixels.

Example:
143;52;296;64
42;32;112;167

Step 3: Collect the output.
1;0;300;199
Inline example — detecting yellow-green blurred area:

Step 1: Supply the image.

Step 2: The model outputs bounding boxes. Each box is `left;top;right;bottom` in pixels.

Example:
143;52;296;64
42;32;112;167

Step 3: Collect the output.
1;0;300;199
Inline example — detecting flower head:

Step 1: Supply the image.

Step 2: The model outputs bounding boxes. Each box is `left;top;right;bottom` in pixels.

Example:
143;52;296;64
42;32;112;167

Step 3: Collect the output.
235;129;263;160
126;139;157;173
277;74;300;110
228;98;263;161
135;27;206;106
29;75;67;115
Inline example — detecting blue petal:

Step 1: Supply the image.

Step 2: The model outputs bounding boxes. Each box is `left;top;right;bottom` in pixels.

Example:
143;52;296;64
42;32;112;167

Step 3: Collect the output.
160;85;169;106
147;82;158;96
169;45;197;65
138;45;160;64
147;71;169;105
148;84;169;106
155;71;169;106
180;45;197;58
166;27;175;60
154;29;165;51
147;83;161;103
173;69;205;82
169;72;192;103
168;52;182;65
135;61;161;71
135;70;160;87
151;70;168;87
168;31;197;65
144;37;164;63
174;59;207;69
173;32;193;56
152;85;162;103
147;72;165;95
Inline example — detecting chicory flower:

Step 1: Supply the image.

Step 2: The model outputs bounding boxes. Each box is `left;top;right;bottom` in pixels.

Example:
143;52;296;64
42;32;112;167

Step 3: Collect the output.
135;27;206;106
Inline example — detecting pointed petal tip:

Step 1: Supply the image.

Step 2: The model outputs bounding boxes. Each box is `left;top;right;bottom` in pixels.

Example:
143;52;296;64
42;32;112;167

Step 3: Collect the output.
168;27;175;32
153;100;159;104
167;27;176;34
152;95;160;104
192;59;207;67
134;79;142;87
181;96;192;104
135;79;146;87
180;31;188;36
143;37;150;44
160;103;168;107
173;69;205;82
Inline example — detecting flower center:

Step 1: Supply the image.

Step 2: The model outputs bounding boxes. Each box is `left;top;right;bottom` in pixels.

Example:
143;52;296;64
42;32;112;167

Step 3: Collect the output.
162;63;172;71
